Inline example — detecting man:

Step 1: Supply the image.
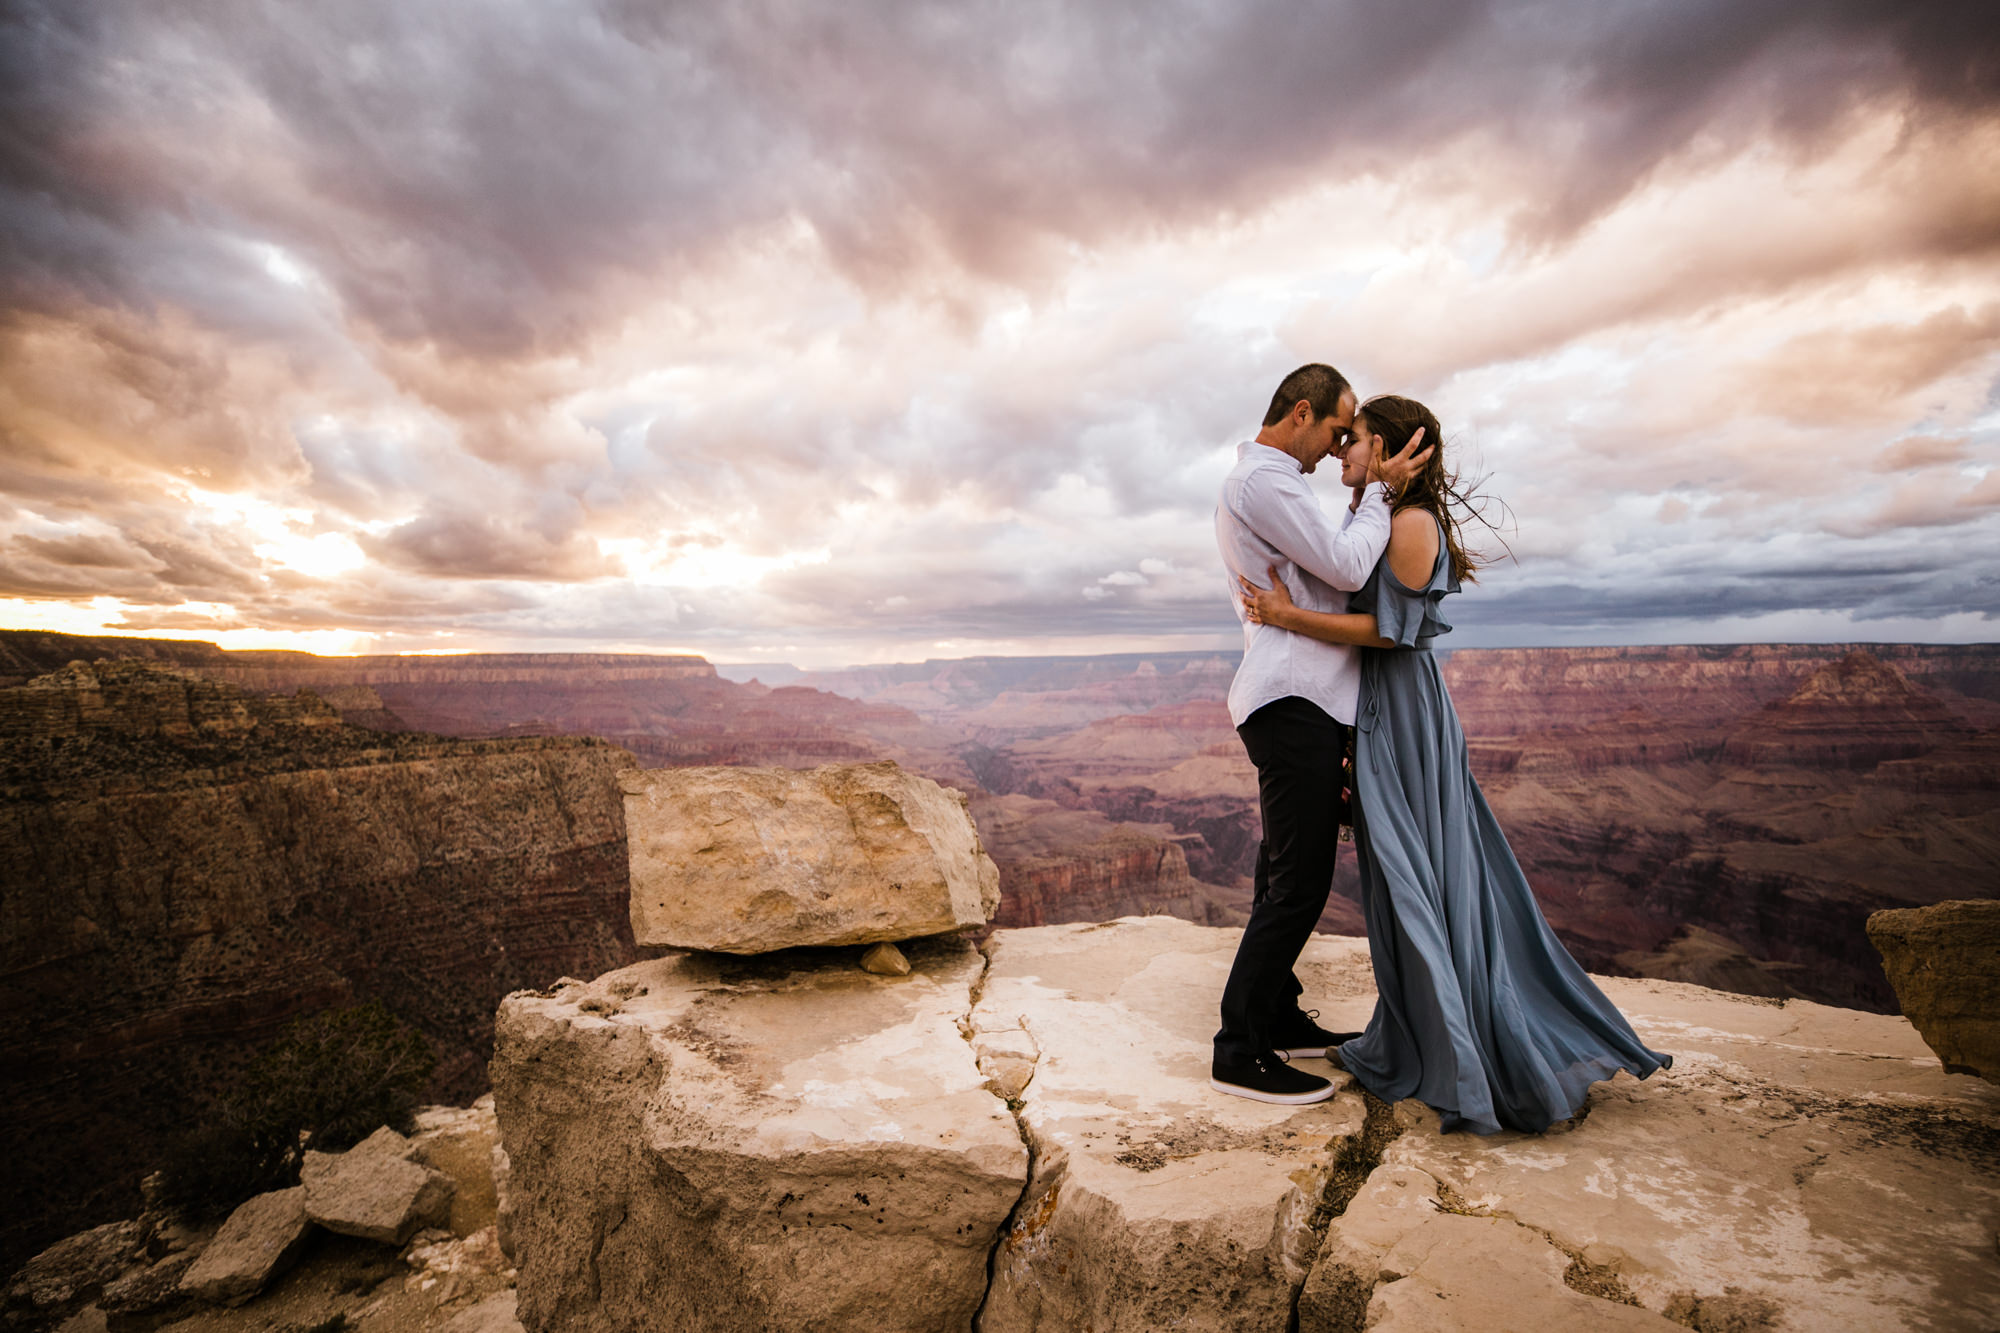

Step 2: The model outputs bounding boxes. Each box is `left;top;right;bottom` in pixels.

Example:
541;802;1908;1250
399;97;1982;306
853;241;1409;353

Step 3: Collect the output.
1211;363;1431;1104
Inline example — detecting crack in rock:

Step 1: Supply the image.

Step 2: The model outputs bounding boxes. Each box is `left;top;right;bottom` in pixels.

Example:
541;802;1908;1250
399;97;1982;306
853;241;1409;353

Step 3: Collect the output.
965;940;1039;1332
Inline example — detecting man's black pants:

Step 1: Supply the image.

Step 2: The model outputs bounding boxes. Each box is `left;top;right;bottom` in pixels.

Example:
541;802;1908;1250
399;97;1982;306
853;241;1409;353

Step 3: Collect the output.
1214;695;1349;1067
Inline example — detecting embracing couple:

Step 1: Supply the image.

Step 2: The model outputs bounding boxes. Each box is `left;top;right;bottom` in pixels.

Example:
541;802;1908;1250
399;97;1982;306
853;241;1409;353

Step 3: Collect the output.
1211;363;1671;1134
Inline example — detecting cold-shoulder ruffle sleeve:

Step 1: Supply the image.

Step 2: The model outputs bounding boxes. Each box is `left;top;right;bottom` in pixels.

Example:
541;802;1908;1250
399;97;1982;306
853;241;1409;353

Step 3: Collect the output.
1352;517;1459;649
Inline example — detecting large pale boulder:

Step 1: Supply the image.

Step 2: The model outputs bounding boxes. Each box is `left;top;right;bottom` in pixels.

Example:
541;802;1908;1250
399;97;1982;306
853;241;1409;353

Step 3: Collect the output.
621;761;1000;952
1867;898;2000;1082
301;1133;455;1245
177;1187;313;1306
973;918;1372;1333
490;937;1028;1333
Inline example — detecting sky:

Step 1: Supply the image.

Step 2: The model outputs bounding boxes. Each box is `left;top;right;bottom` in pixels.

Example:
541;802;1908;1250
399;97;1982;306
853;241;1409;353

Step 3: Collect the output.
1;1;1997;669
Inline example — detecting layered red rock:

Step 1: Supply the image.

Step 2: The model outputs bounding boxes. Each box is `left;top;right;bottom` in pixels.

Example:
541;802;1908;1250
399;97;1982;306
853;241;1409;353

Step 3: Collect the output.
973;794;1239;928
961;648;2000;1014
1722;651;1972;768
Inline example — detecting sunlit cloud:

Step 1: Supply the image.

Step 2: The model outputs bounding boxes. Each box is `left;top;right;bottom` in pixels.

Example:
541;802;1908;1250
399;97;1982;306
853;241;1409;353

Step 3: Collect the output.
0;1;1995;666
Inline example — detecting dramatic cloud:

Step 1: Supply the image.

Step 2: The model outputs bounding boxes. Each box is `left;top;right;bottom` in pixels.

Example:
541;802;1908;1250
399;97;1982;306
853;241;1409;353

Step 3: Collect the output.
1;0;1996;664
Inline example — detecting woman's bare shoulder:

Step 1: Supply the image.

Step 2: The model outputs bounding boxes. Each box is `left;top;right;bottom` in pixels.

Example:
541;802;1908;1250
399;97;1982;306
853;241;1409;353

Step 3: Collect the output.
1387;507;1441;587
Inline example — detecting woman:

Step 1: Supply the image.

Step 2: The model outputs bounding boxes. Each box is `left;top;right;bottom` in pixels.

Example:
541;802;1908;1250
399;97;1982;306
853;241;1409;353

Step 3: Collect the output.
1239;395;1670;1134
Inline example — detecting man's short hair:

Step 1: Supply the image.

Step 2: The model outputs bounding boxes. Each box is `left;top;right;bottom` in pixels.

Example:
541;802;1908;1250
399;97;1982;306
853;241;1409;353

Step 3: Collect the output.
1261;363;1353;428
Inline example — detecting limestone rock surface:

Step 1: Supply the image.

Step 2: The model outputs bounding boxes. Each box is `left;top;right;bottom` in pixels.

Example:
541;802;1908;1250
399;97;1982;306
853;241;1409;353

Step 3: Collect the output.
973;918;1370;1333
1299;942;2000;1333
491;917;2000;1333
490;937;1028;1333
177;1187;313;1306
621;761;1000;952
302;1138;455;1245
1297;1165;1678;1331
1868;898;2000;1081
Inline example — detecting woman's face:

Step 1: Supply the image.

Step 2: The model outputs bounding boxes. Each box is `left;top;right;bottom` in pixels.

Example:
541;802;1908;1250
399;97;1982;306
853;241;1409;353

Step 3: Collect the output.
1339;414;1378;487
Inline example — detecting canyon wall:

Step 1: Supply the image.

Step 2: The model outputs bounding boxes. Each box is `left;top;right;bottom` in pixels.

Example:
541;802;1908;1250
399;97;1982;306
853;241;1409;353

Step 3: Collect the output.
944;646;2000;1012
0;659;642;1276
971;793;1245;929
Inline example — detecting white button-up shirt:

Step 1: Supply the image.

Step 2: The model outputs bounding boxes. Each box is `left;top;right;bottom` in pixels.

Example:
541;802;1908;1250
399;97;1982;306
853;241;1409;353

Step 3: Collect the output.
1215;441;1392;727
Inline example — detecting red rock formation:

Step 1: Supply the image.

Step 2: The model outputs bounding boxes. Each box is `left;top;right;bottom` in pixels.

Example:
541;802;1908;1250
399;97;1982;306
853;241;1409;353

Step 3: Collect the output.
1721;651;1971;768
198;653;980;790
781;652;1239;742
971;794;1245;929
1438;642;2000;734
963;647;2000;1012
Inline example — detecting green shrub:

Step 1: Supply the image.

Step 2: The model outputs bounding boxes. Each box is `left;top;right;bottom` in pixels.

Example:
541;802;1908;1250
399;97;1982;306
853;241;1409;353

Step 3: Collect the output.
157;1001;436;1218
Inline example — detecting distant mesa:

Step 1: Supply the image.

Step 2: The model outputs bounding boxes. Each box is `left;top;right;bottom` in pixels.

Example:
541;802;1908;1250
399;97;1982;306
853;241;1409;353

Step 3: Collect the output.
1722;650;1971;768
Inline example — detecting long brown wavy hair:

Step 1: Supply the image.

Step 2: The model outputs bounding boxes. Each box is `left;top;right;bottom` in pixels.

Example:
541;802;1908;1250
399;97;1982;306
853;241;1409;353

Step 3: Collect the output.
1357;394;1509;584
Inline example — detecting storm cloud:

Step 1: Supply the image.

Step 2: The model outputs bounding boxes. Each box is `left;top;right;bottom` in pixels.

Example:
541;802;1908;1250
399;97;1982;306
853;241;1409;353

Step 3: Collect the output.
1;0;1997;663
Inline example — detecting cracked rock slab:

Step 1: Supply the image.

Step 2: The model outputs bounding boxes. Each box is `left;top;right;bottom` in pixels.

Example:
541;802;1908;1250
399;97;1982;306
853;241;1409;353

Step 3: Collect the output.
490;936;1027;1333
973;917;1368;1333
1298;1164;1677;1332
1350;974;2000;1333
621;761;1000;953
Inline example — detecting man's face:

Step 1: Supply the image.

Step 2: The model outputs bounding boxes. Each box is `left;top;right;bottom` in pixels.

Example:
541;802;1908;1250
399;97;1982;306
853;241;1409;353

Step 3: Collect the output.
1299;392;1357;474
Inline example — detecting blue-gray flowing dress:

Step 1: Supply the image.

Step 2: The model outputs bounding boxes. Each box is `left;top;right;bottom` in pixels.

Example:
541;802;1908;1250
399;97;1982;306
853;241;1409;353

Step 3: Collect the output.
1336;518;1671;1133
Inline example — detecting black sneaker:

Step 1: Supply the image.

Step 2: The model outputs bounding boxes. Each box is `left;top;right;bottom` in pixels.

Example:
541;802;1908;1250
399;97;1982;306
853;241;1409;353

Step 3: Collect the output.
1270;1009;1362;1060
1210;1051;1336;1105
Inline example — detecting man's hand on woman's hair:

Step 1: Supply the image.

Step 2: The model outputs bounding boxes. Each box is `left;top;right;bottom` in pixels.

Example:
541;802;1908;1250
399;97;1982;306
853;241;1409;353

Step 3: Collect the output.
1373;426;1431;494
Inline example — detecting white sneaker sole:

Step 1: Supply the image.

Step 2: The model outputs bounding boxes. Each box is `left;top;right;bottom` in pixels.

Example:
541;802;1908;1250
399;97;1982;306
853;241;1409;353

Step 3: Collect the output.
1209;1075;1336;1105
1276;1045;1329;1059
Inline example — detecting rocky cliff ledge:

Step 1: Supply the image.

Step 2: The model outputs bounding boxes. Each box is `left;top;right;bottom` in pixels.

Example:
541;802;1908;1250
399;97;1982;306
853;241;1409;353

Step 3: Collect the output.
490;917;2000;1332
1;661;645;1276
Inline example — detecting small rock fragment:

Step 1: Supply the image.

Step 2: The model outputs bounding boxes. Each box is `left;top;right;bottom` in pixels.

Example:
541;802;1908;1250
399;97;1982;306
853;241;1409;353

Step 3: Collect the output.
979;1054;1035;1100
491;1142;516;1263
861;942;911;976
178;1187;313;1306
303;1144;456;1245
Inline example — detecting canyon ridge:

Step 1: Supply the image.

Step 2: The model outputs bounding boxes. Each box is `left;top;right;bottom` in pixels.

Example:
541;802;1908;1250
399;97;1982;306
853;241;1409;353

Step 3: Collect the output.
3;630;1996;1279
